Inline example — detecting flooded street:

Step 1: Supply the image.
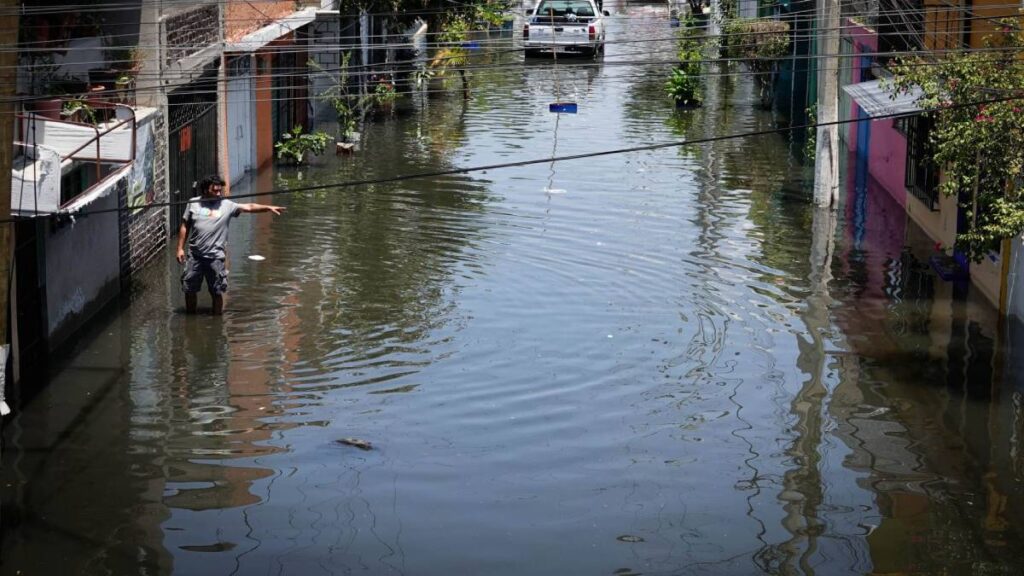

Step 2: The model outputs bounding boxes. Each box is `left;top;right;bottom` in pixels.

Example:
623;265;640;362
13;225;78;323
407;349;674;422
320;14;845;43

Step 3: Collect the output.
5;5;1024;575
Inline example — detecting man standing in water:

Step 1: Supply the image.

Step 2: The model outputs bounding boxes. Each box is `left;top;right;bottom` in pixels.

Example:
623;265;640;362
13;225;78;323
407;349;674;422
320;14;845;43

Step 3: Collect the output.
176;175;285;315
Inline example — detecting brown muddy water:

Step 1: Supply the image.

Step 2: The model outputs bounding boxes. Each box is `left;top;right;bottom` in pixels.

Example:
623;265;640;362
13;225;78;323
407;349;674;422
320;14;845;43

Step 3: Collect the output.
4;5;1024;575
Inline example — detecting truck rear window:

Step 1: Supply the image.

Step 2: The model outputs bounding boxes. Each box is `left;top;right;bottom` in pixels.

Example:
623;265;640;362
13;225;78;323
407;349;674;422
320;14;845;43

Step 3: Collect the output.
535;0;595;18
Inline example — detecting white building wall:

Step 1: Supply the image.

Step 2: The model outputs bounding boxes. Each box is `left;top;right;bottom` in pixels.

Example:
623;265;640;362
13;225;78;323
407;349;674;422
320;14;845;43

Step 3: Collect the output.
311;18;342;122
45;173;124;347
738;0;759;18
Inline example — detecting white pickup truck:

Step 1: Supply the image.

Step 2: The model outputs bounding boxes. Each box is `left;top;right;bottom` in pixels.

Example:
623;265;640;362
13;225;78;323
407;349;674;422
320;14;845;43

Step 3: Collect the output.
523;0;610;57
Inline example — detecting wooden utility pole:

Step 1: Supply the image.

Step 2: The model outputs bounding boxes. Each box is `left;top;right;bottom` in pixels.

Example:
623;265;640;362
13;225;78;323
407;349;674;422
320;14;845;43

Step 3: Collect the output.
0;0;18;415
813;0;840;207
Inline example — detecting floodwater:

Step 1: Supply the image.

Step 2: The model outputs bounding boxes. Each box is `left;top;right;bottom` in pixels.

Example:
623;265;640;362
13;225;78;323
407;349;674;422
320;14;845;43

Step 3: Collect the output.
5;5;1024;575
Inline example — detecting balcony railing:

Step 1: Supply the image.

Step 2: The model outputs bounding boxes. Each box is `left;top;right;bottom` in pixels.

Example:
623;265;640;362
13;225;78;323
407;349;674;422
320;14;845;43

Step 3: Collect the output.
12;101;136;215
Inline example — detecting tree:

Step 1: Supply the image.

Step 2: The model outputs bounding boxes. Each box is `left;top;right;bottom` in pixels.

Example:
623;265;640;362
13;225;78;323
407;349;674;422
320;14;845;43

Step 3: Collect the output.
430;16;472;99
887;21;1024;261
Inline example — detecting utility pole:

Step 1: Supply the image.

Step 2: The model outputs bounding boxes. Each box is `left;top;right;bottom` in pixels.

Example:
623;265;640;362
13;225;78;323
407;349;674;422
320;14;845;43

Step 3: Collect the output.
709;0;721;39
0;0;18;417
813;0;840;207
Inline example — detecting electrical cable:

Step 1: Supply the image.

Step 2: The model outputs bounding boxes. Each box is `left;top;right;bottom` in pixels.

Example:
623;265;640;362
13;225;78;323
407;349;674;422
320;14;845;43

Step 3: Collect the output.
5;92;1020;224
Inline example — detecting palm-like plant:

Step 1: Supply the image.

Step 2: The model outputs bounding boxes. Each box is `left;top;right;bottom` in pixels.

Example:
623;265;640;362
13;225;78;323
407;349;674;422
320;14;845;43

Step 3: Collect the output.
430;17;472;99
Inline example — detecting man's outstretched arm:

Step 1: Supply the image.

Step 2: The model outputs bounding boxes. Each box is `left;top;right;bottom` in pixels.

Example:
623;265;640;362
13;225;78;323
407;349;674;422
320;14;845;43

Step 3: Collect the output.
238;203;286;215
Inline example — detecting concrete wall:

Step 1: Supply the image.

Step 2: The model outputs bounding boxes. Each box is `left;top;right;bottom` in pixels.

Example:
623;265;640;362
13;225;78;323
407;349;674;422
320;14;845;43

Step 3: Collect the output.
41;107;166;349
45;176;125;349
737;0;758;18
11;144;60;215
310;17;342;122
972;248;1005;309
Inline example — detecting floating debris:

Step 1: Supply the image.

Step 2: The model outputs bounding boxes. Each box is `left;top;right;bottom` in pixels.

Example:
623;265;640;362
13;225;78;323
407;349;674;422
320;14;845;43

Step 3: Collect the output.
247;255;265;261
549;102;578;114
179;542;236;553
616;535;645;543
336;438;373;451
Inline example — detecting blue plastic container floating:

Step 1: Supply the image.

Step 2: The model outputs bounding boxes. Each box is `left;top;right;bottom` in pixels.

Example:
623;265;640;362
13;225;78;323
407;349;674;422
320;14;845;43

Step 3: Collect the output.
461;41;481;49
549;102;578;114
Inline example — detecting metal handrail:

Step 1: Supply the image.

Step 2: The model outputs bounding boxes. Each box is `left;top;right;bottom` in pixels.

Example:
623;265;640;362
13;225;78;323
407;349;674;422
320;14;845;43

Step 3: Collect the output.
16;102;139;211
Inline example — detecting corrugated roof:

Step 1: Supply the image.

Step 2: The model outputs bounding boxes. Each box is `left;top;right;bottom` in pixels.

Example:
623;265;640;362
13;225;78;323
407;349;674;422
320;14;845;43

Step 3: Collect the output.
843;79;925;118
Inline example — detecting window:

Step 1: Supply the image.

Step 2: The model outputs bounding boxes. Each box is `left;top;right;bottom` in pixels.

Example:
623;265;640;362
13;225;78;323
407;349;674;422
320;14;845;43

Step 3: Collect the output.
904;114;939;210
534;1;595;19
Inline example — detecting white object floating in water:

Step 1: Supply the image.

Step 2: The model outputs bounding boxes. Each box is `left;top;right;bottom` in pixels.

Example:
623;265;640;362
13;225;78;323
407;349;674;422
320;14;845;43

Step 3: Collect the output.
544;188;567;194
248;255;266;261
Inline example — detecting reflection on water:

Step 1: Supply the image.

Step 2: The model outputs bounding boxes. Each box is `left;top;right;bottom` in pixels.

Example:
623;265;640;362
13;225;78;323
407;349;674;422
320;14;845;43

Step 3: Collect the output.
4;6;1024;575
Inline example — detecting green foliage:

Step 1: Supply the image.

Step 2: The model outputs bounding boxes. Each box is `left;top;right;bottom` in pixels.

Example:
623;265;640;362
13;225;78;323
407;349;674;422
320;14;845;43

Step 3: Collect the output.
666;21;704;106
721;18;790;63
476;0;514;27
721;18;789;107
431;16;472;96
666;65;702;107
312;52;368;141
887;20;1024;261
439;16;471;45
804;104;817;162
374;78;398;107
61;98;98;125
275;125;332;165
719;0;737;21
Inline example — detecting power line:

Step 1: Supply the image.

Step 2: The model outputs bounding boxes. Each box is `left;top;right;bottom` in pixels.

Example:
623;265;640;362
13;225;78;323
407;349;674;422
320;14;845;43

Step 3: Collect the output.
7;93;1019;224
7;1;1021;57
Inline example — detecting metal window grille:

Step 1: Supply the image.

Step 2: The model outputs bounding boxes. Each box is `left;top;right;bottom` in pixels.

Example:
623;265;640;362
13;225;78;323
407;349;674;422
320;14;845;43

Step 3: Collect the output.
904;114;939;210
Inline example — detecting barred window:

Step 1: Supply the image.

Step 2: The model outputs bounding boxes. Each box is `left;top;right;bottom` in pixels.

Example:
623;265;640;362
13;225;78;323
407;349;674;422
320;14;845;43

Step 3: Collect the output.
904;114;939;210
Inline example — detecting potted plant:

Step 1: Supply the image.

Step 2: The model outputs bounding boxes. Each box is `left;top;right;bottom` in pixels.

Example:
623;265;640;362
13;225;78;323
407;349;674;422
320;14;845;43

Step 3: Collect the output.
373;77;398;114
274;125;332;165
666;66;702;109
666;19;704;108
311;53;367;150
61;97;99;124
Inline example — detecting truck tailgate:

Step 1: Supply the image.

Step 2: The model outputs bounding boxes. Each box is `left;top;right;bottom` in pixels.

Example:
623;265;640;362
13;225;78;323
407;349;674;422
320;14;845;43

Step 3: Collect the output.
531;23;589;46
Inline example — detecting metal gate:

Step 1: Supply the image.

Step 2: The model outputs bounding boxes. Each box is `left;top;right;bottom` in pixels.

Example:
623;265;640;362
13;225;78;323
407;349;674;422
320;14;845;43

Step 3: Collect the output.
168;88;219;229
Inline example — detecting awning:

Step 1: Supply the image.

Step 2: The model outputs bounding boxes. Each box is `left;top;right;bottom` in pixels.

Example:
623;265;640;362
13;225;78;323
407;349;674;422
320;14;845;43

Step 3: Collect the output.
843;79;924;118
226;7;318;52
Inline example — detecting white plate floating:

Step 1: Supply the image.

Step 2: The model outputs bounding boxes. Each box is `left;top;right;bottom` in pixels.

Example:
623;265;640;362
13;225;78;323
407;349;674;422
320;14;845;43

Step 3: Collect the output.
248;255;266;261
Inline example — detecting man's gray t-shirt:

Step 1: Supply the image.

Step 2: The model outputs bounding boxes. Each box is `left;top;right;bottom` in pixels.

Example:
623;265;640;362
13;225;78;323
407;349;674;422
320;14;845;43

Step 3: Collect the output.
183;197;241;260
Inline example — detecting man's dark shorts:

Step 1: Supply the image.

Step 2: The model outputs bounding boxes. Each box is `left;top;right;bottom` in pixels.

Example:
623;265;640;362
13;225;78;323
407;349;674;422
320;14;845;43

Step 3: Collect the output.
181;257;228;295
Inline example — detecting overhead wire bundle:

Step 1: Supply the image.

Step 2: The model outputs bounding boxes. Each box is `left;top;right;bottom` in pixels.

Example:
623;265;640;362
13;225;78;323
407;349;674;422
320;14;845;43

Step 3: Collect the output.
0;0;1019;223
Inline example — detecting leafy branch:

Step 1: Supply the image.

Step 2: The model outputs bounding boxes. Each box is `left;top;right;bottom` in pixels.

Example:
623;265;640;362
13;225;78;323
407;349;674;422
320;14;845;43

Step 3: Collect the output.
887;19;1024;261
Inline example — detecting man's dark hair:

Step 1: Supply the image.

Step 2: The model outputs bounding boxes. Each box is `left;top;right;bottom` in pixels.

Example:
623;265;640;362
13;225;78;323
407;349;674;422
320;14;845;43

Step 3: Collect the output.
199;174;225;194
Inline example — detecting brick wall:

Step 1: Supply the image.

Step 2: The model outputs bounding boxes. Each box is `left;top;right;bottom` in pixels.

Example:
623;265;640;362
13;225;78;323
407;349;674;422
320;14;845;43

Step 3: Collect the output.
119;113;169;283
164;3;221;67
226;1;297;42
